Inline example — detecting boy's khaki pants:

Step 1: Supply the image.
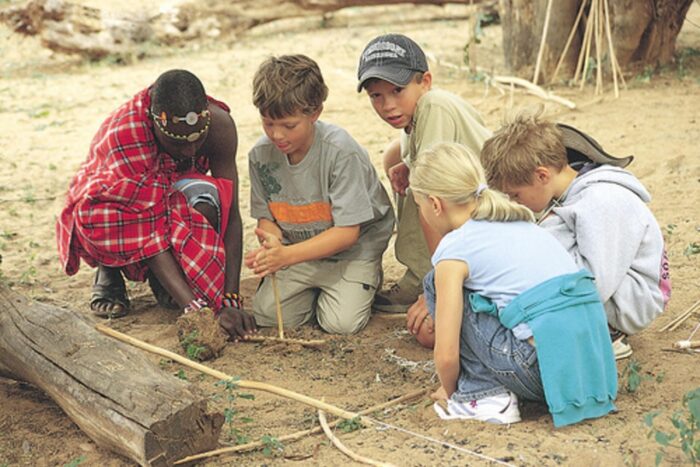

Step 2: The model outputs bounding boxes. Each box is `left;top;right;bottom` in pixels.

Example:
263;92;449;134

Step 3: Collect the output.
252;258;381;335
394;192;432;295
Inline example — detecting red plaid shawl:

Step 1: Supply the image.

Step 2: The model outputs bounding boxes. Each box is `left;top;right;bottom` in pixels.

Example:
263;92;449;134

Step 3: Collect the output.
56;88;233;308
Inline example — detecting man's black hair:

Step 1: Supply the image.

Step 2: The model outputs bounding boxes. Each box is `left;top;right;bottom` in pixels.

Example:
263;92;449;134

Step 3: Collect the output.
151;69;207;115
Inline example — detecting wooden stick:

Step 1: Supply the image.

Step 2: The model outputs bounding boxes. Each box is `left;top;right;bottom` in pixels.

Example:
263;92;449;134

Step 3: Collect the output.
245;335;327;348
573;0;592;84
594;0;604;95
492;75;576;109
174;388;430;464
319;409;397;467
271;273;284;339
602;0;618;97
659;299;700;332
602;0;626;91
95;324;371;424
532;0;553;85
672;340;700;350
579;0;596;90
550;0;587;84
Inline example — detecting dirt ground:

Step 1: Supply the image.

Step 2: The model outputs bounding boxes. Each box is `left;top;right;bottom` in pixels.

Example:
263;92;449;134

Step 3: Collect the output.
1;1;699;466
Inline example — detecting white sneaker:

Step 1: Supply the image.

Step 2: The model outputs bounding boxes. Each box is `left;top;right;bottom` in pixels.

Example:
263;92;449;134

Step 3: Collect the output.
434;391;521;424
612;334;633;360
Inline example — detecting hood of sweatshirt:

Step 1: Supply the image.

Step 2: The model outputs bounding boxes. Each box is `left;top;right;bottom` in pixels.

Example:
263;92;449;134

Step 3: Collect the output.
564;164;651;204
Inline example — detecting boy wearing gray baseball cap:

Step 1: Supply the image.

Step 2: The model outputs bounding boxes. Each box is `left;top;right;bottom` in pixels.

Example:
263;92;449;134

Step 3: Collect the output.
357;33;491;348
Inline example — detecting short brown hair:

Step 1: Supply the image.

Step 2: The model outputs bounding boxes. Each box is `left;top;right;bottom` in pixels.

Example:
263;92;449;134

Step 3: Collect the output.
481;110;567;189
252;54;328;119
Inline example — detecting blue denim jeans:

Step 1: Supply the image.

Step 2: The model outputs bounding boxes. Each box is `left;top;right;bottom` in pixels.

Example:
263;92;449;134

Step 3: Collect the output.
423;270;545;402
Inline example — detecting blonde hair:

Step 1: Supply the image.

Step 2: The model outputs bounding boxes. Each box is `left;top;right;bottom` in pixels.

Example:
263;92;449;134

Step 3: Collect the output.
480;109;567;190
410;142;535;223
252;54;329;118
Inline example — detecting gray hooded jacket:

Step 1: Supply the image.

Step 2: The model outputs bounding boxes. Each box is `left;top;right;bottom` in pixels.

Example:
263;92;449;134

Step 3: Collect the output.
541;165;666;335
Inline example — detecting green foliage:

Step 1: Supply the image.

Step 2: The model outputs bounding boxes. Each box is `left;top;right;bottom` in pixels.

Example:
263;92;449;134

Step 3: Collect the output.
635;65;656;84
214;378;255;445
175;369;188;381
64;455;86;467
644;387;700;465
664;224;677;237
179;331;206;361
684;242;700;258
621;359;662;393
337;416;363;433
676;47;700;80
261;434;284;457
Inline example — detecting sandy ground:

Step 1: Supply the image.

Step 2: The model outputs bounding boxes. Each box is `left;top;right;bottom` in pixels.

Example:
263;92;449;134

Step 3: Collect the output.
0;1;699;466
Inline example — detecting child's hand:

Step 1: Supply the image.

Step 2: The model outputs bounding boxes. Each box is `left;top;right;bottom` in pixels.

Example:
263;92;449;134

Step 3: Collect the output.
388;161;410;195
248;228;287;277
430;386;449;402
406;295;433;335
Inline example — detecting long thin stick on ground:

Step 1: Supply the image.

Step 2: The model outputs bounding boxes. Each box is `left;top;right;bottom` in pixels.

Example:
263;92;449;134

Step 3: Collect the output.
95;324;371;423
271;273;284;339
245;335;326;348
660;299;700;332
174;388;430;464
319;409;396;467
532;0;553;85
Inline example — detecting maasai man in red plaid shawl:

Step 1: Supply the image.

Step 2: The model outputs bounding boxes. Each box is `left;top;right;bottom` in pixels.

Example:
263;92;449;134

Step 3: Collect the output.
56;70;256;340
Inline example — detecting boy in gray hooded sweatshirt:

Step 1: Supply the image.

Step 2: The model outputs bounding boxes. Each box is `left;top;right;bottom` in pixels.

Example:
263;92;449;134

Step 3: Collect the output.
480;112;670;360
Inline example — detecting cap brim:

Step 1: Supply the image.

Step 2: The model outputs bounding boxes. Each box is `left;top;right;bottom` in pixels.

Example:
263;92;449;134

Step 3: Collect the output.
559;123;633;168
357;66;415;92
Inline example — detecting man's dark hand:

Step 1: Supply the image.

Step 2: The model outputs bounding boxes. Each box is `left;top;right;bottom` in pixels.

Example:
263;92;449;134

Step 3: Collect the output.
218;306;257;341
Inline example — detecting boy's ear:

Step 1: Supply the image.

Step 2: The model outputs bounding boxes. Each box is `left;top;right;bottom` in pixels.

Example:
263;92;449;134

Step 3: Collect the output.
310;105;323;123
421;71;433;91
533;166;552;185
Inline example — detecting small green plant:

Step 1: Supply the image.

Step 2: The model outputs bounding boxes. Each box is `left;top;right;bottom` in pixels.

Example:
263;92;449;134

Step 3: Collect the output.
635;65;656;84
175;369;188;381
180;331;206;361
644;387;700;465
214;377;255;445
337;416;363;433
664;224;677;237
64;455;86;467
261;434;284;457
676;47;700;79
621;359;662;393
684;242;700;258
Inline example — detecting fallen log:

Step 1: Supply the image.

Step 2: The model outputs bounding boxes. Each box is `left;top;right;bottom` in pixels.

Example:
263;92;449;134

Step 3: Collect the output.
0;283;223;466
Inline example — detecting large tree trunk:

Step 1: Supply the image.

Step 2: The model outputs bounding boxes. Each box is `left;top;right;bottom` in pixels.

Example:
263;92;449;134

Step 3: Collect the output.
0;284;223;466
500;0;693;79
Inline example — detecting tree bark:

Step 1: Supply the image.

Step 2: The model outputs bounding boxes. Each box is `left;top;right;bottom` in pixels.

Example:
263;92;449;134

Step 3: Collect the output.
0;284;223;466
500;0;694;78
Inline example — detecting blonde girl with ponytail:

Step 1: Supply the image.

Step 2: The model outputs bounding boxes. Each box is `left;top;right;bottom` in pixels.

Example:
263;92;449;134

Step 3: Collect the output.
409;142;617;427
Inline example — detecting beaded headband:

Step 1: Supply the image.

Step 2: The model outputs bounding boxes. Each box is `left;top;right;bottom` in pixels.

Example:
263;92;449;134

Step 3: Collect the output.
151;109;211;142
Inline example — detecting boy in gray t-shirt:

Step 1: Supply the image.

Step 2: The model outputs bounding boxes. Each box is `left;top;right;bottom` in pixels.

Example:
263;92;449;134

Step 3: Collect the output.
246;54;394;335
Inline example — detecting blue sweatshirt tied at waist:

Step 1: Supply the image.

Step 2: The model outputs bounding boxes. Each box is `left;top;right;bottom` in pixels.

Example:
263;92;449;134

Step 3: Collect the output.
469;270;617;427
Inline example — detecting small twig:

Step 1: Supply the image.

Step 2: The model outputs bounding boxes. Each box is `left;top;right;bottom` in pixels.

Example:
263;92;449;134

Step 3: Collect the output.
271;273;284;339
174;388;430;464
372;313;408;321
245;335;327;349
533;0;553;85
672;340;700;350
319;409;396;467
579;0;596;90
492;75;576;109
594;0;604;95
0;195;58;203
659;299;700;332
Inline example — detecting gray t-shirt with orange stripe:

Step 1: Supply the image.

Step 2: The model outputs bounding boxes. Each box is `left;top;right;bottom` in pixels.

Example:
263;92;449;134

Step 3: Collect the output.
249;120;394;261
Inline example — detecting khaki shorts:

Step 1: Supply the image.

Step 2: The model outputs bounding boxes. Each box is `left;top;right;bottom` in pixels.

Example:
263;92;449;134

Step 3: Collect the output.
252;258;381;335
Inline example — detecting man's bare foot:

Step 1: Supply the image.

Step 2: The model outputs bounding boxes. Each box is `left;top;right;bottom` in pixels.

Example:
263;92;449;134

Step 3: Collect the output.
90;265;130;318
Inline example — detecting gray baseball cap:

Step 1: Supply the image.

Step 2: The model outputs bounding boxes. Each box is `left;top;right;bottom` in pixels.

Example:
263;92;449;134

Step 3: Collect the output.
357;34;428;92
